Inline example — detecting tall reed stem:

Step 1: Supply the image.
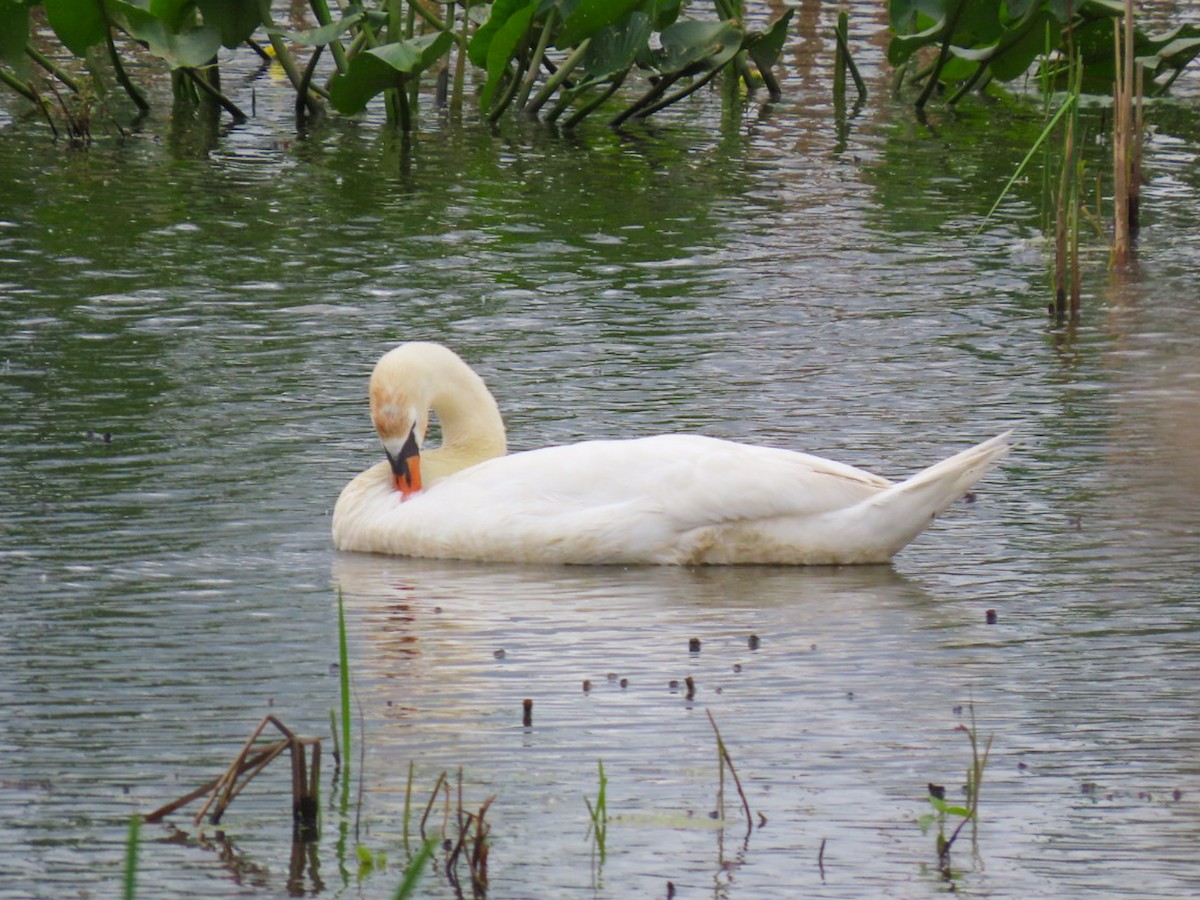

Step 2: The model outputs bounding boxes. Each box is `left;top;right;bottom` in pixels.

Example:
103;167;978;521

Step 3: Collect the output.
1112;0;1142;268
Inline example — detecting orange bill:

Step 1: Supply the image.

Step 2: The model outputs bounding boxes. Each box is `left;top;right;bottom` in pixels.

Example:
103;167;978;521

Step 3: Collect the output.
388;427;422;499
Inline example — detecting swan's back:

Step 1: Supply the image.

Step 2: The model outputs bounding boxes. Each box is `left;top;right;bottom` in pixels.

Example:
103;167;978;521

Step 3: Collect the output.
333;433;1009;565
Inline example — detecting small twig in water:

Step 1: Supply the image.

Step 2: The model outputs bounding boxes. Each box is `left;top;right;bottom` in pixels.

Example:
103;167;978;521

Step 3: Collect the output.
419;771;449;841
706;710;753;840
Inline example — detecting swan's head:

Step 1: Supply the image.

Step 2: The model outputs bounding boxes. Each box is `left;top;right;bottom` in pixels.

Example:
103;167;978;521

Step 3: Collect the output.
369;345;433;499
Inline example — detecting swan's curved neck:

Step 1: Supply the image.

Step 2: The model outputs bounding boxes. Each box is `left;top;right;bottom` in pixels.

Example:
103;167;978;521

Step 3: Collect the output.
429;361;507;459
370;343;508;483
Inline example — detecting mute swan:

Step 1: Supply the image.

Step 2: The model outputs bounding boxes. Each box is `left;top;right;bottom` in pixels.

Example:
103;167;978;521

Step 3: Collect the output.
332;342;1010;565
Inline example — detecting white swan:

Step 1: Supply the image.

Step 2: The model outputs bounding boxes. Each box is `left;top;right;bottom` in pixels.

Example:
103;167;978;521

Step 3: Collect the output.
332;342;1010;565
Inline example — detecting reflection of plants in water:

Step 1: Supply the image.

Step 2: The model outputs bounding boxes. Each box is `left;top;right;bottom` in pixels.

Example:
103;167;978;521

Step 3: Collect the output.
918;702;993;882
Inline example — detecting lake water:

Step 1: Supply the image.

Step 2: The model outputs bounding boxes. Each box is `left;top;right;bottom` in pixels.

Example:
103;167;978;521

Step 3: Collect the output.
2;4;1199;898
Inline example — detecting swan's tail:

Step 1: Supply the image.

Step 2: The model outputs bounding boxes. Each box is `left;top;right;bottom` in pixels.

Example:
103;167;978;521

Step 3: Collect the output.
847;431;1012;560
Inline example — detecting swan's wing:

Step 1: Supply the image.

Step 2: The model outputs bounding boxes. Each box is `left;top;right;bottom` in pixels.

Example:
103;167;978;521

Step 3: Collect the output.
421;434;890;527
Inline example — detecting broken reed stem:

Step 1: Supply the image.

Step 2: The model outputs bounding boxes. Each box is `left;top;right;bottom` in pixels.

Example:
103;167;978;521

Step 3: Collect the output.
456;767;465;852
145;716;319;832
194;715;275;824
144;745;278;823
470;797;493;894
419;771;449;841
446;794;494;895
705;710;753;840
832;13;867;101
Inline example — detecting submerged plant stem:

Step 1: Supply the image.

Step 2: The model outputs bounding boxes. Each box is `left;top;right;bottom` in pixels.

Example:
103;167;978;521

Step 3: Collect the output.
122;815;140;900
526;39;591;118
337;589;352;777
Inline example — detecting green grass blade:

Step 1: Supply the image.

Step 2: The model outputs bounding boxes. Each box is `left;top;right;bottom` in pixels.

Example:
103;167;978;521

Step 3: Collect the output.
122;814;140;900
978;94;1077;229
337;588;352;774
393;837;438;900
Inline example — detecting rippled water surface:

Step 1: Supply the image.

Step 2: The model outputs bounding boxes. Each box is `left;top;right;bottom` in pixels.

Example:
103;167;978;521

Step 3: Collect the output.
3;5;1200;898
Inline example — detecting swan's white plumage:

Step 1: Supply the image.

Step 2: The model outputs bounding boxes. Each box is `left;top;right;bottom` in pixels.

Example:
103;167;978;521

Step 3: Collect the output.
332;343;1010;565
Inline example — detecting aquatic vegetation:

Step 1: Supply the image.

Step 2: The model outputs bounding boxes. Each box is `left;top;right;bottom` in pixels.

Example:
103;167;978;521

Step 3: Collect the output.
1047;12;1086;323
706;710;754;840
143;715;321;836
887;0;1200;107
1111;0;1143;268
335;588;352;778
392;838;438;900
356;842;388;876
122;814;139;900
917;704;993;881
584;759;609;863
1;1;794;134
832;11;867;104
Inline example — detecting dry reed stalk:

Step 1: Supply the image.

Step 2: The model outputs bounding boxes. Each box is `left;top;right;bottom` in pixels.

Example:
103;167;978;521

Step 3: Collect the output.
144;716;320;831
143;745;279;823
1112;0;1142;267
705;710;754;841
419;771;449;841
